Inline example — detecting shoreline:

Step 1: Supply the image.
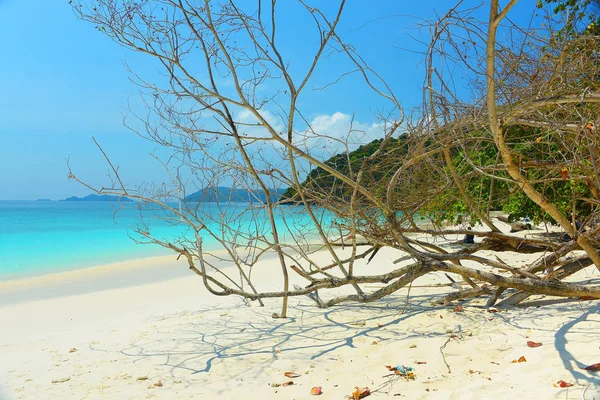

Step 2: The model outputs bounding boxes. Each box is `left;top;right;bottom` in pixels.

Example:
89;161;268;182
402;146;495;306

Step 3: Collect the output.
0;243;288;307
0;236;330;294
0;254;189;306
0;254;177;288
0;217;551;303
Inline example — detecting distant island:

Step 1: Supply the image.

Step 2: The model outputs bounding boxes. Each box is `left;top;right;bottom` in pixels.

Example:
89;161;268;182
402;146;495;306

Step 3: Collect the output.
61;194;133;202
184;187;286;203
58;189;284;203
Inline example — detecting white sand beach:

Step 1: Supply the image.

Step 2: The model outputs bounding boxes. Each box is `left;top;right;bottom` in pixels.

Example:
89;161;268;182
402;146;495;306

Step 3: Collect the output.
1;235;600;400
3;1;600;399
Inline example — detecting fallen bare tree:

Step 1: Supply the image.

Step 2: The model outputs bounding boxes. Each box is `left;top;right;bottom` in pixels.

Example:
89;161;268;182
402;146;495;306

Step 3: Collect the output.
69;0;600;316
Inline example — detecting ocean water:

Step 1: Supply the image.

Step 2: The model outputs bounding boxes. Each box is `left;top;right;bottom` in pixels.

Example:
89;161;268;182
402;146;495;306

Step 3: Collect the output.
0;201;325;280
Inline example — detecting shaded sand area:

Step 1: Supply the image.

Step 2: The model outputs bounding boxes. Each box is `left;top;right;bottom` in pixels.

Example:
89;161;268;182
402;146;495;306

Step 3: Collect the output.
1;243;600;399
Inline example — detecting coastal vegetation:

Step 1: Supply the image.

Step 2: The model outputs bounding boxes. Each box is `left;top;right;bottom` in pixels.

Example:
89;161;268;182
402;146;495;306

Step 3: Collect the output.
69;0;600;317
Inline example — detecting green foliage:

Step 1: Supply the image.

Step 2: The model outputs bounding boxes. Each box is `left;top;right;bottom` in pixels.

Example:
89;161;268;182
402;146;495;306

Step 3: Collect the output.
284;117;596;226
540;0;600;34
282;1;600;225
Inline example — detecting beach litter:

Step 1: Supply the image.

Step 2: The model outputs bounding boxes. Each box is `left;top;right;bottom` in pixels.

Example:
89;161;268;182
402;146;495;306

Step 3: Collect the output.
511;356;527;363
385;365;416;380
284;372;301;378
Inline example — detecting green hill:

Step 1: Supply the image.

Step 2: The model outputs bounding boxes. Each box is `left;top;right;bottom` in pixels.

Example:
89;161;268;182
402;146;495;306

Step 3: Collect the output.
184;187;286;203
280;136;408;204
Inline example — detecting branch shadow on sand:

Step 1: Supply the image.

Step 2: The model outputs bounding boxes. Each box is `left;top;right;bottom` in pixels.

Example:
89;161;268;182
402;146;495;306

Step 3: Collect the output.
112;292;447;381
86;285;600;395
554;301;600;387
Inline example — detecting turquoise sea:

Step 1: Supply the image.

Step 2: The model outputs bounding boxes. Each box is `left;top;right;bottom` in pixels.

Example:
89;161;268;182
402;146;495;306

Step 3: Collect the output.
0;201;323;281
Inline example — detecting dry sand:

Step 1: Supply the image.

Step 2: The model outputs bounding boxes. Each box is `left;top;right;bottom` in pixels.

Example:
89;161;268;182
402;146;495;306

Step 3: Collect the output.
1;231;600;399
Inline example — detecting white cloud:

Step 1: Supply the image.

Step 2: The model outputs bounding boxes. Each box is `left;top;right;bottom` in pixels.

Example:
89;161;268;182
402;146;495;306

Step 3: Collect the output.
295;112;385;158
232;109;386;152
227;109;390;163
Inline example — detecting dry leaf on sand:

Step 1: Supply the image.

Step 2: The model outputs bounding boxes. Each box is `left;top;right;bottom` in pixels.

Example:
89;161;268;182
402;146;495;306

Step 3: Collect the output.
526;341;542;348
583;363;600;371
347;387;370;400
554;380;573;388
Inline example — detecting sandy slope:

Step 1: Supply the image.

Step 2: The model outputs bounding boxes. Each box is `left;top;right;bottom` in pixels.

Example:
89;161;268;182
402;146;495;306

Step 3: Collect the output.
1;243;600;399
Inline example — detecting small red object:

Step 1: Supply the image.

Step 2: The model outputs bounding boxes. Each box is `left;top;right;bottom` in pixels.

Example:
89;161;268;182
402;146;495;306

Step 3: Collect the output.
555;380;573;388
310;386;323;395
527;341;542;348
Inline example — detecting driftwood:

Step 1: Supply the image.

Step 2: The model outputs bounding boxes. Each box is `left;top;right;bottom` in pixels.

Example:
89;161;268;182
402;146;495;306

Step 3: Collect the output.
497;256;595;306
474;237;555;253
294;284;326;308
432;286;492;305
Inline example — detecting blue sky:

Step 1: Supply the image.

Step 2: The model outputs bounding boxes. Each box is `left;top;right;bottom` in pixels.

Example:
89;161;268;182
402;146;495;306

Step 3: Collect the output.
0;0;535;200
